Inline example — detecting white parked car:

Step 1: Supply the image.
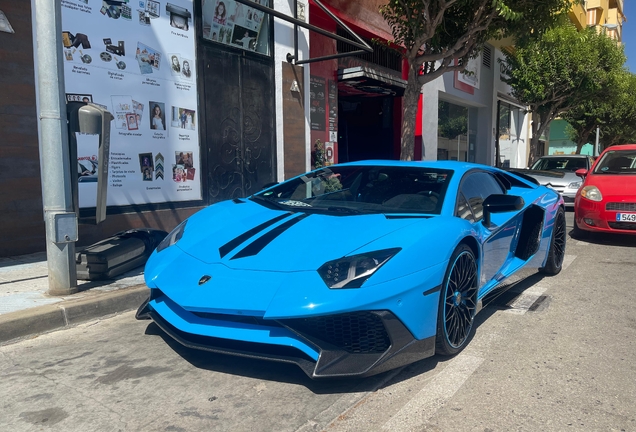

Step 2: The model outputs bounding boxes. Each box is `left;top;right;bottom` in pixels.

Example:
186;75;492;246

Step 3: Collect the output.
509;155;594;207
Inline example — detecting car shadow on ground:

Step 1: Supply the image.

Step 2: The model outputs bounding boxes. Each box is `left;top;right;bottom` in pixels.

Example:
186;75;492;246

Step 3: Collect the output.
142;321;437;393
569;228;636;247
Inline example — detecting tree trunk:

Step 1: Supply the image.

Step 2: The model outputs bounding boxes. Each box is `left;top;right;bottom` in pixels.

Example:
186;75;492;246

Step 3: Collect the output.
528;111;541;167
399;65;423;161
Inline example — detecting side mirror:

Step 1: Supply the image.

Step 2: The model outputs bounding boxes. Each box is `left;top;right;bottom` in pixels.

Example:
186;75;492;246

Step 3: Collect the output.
482;194;525;227
575;168;588;179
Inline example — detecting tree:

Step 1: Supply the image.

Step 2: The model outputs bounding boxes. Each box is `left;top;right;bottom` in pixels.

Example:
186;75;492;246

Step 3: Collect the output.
501;24;625;165
379;0;573;161
564;71;636;152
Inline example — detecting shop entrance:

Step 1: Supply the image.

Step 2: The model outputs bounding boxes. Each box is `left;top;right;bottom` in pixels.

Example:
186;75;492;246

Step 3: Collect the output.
337;95;396;162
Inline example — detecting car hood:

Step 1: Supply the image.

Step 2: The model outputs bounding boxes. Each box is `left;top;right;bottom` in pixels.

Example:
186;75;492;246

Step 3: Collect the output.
585;173;636;195
173;199;427;272
509;169;580;186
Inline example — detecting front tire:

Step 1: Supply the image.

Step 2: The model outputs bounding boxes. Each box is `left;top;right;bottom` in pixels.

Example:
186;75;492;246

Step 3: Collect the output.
540;206;566;275
435;244;478;356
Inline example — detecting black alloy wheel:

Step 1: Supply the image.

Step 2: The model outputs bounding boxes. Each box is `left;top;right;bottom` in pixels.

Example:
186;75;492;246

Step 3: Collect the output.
436;244;478;356
540;206;566;275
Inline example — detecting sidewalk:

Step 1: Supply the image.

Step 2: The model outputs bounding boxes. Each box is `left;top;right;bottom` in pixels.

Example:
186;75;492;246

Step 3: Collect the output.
0;252;149;345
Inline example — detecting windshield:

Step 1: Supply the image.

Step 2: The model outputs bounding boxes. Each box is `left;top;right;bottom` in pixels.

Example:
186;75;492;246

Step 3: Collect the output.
593;150;636;175
252;166;453;215
530;157;588;172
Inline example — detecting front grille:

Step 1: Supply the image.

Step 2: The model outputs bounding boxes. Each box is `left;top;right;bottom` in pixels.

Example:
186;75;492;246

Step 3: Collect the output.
284;312;390;354
608;222;636;231
606;202;636;211
563;196;575;203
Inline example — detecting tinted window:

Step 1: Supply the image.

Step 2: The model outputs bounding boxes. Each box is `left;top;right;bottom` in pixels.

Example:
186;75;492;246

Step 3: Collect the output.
459;172;505;221
456;192;475;222
253;166;454;215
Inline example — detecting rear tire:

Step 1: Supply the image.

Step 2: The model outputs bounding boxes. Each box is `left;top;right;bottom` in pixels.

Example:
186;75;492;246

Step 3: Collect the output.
540;207;566;275
435;244;478;356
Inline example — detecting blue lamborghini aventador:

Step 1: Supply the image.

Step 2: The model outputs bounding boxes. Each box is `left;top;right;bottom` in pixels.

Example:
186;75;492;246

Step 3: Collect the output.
137;161;566;378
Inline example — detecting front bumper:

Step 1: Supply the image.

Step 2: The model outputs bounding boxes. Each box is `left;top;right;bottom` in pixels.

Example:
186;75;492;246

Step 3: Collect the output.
575;196;636;234
137;290;436;378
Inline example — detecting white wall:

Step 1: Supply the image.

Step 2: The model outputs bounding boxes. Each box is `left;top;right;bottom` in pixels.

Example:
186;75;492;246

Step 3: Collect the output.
273;0;310;181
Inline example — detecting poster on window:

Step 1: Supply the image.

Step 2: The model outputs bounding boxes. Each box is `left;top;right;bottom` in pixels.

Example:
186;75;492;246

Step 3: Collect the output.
201;0;268;54
310;76;326;131
60;0;201;208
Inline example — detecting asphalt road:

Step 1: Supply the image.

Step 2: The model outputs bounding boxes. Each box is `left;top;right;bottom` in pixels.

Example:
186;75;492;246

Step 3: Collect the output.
1;211;635;431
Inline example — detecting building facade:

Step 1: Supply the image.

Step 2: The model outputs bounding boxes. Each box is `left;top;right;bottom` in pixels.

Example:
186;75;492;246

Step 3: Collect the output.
0;0;310;256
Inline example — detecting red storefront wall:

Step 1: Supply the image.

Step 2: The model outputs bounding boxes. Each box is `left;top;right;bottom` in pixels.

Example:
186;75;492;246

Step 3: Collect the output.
309;0;421;163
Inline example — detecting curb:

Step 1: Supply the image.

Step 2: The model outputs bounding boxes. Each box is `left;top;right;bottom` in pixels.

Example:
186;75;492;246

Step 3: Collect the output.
0;285;149;345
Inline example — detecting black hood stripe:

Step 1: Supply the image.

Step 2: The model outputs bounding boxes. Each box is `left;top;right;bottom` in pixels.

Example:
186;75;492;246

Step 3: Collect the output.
230;213;310;260
219;213;293;258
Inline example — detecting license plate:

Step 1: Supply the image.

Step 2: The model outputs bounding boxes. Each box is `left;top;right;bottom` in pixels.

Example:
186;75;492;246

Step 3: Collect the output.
616;213;636;222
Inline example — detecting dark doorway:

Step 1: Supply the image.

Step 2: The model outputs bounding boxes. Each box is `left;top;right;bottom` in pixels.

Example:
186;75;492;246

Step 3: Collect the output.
338;96;395;163
201;47;276;202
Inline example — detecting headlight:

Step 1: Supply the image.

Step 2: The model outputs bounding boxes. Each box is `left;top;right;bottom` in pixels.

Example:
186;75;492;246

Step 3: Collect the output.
580;186;602;202
156;220;187;252
317;248;401;289
567;181;582;189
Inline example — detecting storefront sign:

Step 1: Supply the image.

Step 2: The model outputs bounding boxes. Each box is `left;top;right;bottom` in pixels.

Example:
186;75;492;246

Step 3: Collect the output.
61;0;201;208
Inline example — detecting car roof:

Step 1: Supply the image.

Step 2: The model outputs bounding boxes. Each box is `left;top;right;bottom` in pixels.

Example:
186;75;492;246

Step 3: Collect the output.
601;144;636;153
536;154;589;159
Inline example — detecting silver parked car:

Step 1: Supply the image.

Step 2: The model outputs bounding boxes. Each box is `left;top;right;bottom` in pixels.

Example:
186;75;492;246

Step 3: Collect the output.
509;155;594;207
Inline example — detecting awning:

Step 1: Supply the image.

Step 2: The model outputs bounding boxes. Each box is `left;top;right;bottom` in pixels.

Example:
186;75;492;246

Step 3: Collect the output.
337;66;407;97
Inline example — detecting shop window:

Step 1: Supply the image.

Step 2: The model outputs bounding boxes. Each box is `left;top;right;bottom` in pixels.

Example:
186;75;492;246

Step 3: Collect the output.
438;101;468;161
201;0;271;56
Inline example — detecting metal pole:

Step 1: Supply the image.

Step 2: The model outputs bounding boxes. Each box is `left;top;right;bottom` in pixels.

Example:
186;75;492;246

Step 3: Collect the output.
595;126;600;157
34;0;78;295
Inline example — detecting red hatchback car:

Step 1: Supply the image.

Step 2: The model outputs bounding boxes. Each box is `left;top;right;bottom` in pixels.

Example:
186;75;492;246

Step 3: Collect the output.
574;144;636;235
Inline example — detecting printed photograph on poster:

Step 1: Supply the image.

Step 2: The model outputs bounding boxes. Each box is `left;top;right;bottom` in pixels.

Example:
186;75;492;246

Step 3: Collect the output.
329;131;338;142
126;113;139;130
111;95;134;130
101;1;133;20
175;151;194;169
173;151;195;182
150;101;166;130
138;9;151;25
139;153;154;181
62;31;91;49
171;106;196;130
133;100;144;123
202;0;265;51
169;54;182;76
231;25;257;50
136;42;161;74
167;3;192;31
66;93;92;103
181;58;193;79
103;38;125;56
78;156;98;182
145;0;160;18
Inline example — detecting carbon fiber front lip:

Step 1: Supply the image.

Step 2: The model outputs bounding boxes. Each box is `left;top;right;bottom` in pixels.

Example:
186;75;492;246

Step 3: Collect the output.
144;307;436;378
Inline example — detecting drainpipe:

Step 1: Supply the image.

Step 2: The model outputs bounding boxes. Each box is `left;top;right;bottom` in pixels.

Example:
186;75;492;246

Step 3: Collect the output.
34;0;78;295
